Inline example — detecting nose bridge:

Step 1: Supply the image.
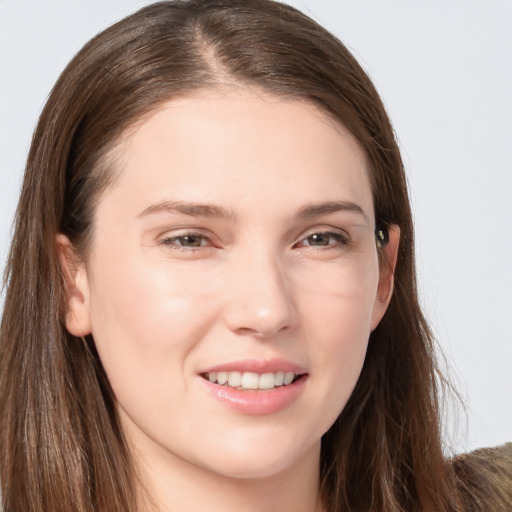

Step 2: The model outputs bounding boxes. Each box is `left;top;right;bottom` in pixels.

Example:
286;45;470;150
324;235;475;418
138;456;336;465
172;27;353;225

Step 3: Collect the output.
223;245;298;338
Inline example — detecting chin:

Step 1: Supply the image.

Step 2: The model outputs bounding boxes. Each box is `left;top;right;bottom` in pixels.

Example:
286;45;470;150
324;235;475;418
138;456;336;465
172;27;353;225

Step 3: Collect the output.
204;456;297;480
196;434;320;481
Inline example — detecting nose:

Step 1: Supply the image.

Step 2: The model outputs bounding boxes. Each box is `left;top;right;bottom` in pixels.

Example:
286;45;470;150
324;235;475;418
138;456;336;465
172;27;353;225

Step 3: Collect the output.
223;250;299;339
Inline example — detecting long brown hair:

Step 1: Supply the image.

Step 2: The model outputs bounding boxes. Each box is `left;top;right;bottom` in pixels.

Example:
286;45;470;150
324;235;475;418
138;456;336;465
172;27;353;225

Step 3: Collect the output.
1;1;460;510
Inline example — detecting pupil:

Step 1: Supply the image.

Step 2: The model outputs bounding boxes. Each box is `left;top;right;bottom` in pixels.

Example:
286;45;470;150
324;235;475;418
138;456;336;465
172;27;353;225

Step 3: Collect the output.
308;233;329;246
182;235;201;247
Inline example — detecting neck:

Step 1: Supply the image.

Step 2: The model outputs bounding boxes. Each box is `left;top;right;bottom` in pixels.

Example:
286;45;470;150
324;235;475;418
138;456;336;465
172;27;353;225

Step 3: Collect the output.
133;440;323;512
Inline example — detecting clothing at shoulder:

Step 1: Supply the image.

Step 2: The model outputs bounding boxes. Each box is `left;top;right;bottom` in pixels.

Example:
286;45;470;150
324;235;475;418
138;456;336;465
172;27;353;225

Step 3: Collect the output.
452;443;512;512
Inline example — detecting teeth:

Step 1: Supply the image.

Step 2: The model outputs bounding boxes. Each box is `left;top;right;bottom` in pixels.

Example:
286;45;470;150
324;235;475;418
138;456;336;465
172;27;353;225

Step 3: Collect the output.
205;370;299;389
283;371;294;385
241;372;259;389
259;372;275;390
275;371;285;386
228;371;242;387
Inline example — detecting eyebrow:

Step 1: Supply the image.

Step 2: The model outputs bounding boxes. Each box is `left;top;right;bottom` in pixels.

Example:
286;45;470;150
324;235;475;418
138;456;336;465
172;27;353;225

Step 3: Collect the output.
138;199;369;224
297;201;369;224
138;200;236;220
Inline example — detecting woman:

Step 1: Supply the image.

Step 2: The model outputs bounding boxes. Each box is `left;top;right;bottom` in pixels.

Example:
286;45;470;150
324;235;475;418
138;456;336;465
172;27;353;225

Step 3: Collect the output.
0;1;510;511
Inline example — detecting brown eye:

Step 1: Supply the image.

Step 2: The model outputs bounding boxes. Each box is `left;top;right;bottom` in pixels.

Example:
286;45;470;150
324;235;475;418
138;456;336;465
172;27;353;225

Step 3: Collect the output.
176;235;203;247
299;231;348;248
161;233;209;248
305;233;331;246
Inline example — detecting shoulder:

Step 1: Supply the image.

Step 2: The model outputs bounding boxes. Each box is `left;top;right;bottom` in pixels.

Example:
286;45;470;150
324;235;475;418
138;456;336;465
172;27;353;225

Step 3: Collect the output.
451;443;512;512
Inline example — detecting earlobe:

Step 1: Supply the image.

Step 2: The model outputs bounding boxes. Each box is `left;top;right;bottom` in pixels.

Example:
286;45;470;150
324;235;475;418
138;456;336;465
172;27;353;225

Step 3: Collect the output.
371;225;400;330
55;234;92;336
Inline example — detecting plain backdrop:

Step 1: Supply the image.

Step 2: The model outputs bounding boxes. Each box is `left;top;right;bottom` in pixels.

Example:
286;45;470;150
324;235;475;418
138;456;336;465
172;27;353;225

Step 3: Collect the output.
0;0;511;454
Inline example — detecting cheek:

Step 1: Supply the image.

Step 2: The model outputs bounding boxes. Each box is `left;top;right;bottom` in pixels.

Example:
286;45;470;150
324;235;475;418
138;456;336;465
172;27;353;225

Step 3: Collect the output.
85;250;221;395
307;288;373;383
298;254;379;343
298;261;378;422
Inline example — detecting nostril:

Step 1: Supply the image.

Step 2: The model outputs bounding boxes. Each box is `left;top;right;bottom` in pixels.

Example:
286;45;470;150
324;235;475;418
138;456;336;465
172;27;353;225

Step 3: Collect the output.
234;324;290;339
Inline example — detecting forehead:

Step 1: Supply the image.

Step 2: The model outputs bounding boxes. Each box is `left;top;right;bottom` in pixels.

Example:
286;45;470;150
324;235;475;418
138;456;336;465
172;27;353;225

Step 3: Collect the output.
100;89;374;222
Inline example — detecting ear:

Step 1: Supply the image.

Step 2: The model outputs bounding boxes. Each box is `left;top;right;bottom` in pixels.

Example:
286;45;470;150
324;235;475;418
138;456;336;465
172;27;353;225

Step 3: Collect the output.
370;224;400;330
55;234;92;337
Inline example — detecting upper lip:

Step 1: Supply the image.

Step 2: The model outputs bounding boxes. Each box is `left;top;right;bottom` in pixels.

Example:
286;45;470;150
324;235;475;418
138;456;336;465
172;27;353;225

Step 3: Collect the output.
199;358;307;375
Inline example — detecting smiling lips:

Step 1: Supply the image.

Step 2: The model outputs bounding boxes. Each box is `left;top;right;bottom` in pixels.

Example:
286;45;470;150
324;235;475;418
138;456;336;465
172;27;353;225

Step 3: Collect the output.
204;370;297;390
199;360;308;414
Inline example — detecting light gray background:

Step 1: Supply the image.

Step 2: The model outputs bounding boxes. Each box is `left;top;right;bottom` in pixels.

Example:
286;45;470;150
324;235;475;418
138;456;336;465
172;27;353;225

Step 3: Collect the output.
1;0;511;454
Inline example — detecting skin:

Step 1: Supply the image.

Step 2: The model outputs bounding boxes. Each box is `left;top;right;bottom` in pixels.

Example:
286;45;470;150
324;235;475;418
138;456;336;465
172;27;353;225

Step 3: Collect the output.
59;89;399;512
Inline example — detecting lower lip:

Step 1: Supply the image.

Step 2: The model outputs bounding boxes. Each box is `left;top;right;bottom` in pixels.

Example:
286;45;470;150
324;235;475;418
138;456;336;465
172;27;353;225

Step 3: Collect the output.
199;375;308;415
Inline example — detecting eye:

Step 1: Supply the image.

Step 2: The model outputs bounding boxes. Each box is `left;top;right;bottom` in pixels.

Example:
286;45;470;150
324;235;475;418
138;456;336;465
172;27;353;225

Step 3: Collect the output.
160;233;211;249
295;230;349;249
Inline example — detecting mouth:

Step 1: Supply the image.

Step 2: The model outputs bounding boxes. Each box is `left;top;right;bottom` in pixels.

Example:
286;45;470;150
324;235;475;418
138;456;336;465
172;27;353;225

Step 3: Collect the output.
201;371;305;390
198;359;308;414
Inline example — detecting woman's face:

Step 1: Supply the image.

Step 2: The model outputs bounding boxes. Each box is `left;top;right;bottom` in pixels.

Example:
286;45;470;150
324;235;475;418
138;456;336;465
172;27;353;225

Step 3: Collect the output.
64;89;397;481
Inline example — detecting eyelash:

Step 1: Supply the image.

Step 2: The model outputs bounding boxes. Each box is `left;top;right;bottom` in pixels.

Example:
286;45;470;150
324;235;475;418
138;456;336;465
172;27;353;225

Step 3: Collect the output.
294;230;350;250
160;232;212;251
159;229;350;252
